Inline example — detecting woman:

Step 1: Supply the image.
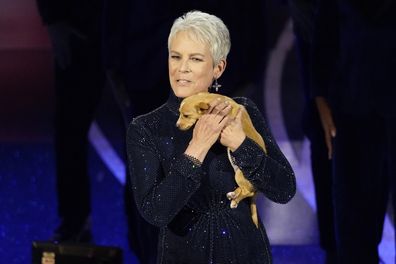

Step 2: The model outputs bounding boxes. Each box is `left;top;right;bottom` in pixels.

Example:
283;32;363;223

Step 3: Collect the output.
127;10;296;264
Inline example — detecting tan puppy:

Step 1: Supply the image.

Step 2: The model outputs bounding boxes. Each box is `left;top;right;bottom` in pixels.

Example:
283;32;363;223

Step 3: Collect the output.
176;92;267;228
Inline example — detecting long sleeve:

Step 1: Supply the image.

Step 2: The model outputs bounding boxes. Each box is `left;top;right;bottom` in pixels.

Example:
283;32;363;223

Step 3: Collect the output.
126;120;205;227
231;97;296;203
129;96;279;263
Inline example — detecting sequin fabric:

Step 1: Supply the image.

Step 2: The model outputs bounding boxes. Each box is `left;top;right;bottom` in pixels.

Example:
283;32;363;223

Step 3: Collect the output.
127;92;296;264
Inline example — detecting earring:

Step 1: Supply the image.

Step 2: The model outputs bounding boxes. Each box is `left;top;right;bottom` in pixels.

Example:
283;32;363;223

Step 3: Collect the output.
211;78;222;92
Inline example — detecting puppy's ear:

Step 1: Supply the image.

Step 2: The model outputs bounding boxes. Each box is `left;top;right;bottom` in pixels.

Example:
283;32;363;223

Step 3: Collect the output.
197;102;209;114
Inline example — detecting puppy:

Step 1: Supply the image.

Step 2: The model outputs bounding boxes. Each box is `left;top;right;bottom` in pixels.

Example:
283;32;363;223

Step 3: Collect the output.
176;92;267;228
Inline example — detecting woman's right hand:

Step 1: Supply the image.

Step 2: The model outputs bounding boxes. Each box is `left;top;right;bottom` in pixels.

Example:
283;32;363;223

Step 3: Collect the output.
184;99;232;162
315;96;336;159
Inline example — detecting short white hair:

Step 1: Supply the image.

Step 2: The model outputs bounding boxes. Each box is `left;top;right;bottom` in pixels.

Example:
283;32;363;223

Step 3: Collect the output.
168;10;231;66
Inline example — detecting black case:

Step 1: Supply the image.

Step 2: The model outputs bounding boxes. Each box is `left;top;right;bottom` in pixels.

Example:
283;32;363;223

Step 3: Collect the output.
32;241;123;264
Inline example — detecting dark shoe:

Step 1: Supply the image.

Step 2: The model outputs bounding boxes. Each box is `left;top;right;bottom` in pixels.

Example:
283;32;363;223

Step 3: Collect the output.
51;219;93;243
325;250;337;264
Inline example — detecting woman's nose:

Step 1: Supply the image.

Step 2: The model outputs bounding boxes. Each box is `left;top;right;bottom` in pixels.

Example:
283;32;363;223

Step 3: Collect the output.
179;60;191;73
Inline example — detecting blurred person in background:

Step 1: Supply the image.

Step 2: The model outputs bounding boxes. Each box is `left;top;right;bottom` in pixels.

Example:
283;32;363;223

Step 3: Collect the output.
312;0;396;262
288;0;337;262
36;0;105;243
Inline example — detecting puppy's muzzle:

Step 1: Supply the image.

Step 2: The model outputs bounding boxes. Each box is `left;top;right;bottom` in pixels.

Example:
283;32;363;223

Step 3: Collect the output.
176;118;194;130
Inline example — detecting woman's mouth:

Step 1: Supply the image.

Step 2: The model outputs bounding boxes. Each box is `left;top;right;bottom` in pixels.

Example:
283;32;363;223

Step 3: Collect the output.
177;79;191;85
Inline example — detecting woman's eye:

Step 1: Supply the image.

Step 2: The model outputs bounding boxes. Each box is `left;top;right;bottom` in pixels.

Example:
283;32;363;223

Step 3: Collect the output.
171;55;180;59
191;57;203;62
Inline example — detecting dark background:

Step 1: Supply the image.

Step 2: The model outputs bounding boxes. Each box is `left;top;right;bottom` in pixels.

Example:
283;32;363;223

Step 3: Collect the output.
1;0;393;263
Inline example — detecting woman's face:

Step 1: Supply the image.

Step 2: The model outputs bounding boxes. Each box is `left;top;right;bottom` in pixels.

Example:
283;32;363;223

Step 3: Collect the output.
169;31;225;98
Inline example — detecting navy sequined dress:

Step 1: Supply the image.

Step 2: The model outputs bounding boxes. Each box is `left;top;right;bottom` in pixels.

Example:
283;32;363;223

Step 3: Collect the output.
127;92;296;264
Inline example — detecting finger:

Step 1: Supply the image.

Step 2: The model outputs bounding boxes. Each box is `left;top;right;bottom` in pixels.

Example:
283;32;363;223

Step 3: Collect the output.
208;98;223;113
330;126;337;138
212;102;230;115
222;121;232;131
325;111;336;136
218;115;230;128
329;127;336;159
210;105;231;124
218;103;232;115
327;122;336;159
194;114;208;129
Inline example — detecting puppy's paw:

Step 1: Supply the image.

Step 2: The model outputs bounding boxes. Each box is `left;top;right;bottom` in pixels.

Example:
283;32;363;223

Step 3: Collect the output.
230;200;239;209
226;188;242;199
226;192;236;200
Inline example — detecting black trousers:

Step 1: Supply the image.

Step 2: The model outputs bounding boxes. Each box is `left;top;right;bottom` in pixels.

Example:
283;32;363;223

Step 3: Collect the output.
303;101;337;256
54;36;104;228
297;33;337;257
332;112;396;263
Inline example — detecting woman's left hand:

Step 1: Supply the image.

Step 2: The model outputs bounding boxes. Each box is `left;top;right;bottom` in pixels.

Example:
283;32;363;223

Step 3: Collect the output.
220;107;246;152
